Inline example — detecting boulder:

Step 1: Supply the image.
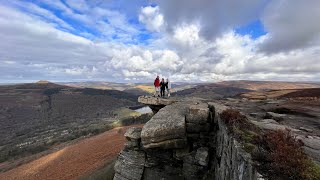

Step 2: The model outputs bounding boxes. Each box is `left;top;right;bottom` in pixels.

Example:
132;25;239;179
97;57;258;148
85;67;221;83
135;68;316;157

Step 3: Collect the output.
260;119;279;124
124;127;142;140
299;127;313;133
249;113;262;118
141;102;189;149
296;135;320;150
265;112;285;121
251;119;301;132
297;135;320;163
251;120;288;131
186;103;209;124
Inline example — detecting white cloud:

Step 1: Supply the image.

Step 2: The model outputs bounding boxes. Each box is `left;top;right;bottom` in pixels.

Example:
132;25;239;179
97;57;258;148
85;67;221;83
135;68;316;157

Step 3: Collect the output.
26;2;74;30
65;0;90;12
2;60;16;64
173;24;200;47
35;0;140;42
139;6;164;32
0;0;320;83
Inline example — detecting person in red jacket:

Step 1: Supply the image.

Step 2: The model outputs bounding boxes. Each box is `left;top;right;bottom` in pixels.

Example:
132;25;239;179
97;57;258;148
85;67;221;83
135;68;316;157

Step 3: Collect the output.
154;75;160;97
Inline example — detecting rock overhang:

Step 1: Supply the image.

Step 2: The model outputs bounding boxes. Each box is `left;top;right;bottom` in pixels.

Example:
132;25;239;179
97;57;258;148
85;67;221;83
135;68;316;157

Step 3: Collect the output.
138;96;178;113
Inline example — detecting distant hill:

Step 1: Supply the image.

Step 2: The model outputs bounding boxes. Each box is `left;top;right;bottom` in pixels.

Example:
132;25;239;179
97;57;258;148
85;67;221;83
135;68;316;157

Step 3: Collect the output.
36;80;51;84
58;81;196;96
225;81;320;100
60;81;132;91
281;88;320;99
217;80;320;91
174;80;320;99
174;83;253;99
59;81;153;95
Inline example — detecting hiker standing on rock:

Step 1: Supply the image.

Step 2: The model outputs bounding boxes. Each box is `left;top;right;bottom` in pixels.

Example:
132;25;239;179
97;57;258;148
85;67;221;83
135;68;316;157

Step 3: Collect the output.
154;75;160;97
166;78;171;97
160;78;166;97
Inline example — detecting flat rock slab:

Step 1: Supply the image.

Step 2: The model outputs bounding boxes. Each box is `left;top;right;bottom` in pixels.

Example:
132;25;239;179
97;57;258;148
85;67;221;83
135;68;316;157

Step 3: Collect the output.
141;102;190;149
138;96;178;106
251;119;301;133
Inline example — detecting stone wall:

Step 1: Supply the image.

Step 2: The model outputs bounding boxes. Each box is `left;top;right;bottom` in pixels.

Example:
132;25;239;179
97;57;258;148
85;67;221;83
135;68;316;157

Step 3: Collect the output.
113;98;260;180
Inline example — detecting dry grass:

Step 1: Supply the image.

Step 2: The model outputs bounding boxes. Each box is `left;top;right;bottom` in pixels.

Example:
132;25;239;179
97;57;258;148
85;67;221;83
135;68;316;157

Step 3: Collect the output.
220;109;247;125
220;108;320;179
240;89;298;100
134;85;155;93
255;129;320;180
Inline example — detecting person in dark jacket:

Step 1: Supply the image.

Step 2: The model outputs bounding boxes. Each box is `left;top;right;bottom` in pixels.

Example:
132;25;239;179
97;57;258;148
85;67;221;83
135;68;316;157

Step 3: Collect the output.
160;78;167;97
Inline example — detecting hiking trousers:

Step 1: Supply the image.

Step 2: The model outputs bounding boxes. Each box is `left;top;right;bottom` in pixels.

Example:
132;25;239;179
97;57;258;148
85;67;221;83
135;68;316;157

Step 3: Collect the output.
160;88;165;97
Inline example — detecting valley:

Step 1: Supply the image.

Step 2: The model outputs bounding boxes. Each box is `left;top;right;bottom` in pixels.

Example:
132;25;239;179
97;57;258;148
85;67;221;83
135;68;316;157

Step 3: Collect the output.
0;80;320;179
0;81;143;165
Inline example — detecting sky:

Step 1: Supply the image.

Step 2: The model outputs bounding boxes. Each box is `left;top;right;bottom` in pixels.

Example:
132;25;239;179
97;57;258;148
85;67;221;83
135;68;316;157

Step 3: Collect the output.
0;0;320;83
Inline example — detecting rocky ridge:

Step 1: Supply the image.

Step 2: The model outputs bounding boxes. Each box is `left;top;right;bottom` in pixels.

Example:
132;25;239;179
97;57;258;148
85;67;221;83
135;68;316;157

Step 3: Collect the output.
113;96;261;180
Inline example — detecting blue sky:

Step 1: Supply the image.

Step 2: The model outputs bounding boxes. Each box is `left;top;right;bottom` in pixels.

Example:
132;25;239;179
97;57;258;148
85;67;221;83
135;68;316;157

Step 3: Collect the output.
236;20;267;39
0;0;320;83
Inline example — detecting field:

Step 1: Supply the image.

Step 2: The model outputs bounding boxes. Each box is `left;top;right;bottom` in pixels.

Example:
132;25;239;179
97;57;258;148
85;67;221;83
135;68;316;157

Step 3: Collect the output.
0;125;143;180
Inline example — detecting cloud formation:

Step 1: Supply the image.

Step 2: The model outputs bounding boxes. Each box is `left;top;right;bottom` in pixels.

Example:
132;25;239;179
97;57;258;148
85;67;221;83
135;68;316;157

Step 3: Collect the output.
260;0;320;52
154;0;267;39
0;0;319;83
139;6;164;32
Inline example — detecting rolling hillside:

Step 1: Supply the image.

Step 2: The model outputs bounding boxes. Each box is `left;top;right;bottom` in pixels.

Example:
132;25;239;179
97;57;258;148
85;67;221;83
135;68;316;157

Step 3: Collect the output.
0;82;139;164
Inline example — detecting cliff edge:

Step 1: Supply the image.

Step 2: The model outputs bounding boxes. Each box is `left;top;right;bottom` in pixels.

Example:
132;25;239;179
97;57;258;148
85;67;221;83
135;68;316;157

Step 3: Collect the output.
113;96;260;180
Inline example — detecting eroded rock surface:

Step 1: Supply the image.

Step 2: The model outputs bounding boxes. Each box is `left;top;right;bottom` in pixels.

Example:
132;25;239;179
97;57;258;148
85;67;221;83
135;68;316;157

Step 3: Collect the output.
114;149;145;180
141;102;190;149
114;96;260;180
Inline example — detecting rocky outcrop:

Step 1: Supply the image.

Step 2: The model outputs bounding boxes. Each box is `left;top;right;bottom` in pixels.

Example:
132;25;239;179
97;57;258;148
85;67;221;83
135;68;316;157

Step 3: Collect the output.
114;97;260;180
250;117;320;164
